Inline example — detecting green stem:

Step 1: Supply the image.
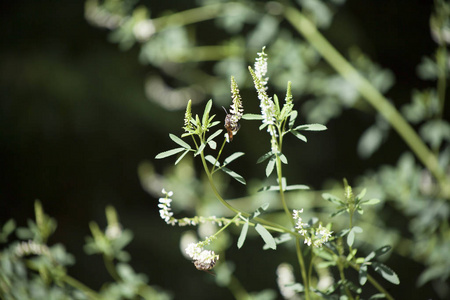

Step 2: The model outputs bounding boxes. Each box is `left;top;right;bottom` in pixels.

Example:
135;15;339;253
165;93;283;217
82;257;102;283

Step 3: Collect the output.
103;254;121;282
62;275;102;300
212;138;227;174
296;238;310;300
284;7;450;199
276;155;294;225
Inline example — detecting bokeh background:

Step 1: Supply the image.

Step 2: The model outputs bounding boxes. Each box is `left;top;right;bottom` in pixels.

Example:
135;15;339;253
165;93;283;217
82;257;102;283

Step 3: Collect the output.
1;0;449;299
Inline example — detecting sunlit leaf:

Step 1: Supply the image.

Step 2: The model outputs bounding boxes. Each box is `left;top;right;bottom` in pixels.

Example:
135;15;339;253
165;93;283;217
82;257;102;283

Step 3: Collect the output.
347;226;362;247
169;134;191;149
279;153;288;164
205;155;220;167
360;198;380;206
371;262;400;285
294;124;327;131
255;223;276;250
242;113;263;120
194;143;206;156
322;193;343;205
155;147;185;159
291;130;307;142
365;245;391;262
202;99;213;126
237;221;249;249
263;233;292;249
224;152;245;165
207;129;224;142
288;110;298;129
286;185;309;191
266;155;276;177
250;203;270;219
175;149;190;165
208;140;217;150
221;167;246;185
257;152;272;164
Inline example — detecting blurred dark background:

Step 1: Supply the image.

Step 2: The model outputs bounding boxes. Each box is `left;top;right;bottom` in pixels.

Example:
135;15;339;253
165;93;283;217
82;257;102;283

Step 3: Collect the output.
1;0;445;299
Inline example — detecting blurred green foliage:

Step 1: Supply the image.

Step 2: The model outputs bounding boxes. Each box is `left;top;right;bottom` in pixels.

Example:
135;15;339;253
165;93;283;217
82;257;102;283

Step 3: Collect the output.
1;0;450;299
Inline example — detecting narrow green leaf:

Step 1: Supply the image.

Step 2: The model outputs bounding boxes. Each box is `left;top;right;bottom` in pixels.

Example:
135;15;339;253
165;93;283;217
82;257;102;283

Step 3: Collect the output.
291;130;307;142
286;185;310;191
155;147;185;159
288;110;298;129
224;152;245;165
368;293;388;299
202;99;213;126
361;198;380;206
266;156;276;177
355;188;367;201
330;208;347;218
194;143;206;156
257;186;280;192
263;233;292;249
209;120;221;128
294;124;327;131
207;129;223;143
175;149;190;165
222;167;246;185
347;226;363;247
169;134;191;149
371;262;400;285
273;94;280;113
257;152;273;164
205;155;220;167
237;221;249;249
365;245;392;262
250;203;270;219
255;223;276;250
242;113;263;120
322;193;344;205
279;153;288;164
208;140;217;150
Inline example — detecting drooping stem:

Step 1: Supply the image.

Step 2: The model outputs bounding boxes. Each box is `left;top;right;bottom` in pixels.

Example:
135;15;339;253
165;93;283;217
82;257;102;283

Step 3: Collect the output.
284;7;450;199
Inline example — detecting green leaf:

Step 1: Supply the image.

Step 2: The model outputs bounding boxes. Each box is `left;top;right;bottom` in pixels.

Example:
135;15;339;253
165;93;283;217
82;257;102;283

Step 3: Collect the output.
250;203;270;219
209;120;221;128
222;167;246;185
155;147;185;159
195;143;206;156
368;293;388;299
169;134;191;149
360;198;380;206
286;185;309;191
266;155;276;177
294;124;327;131
205;155;220;167
365;245;392;262
371;262;400;285
257;152;273;164
208;140;217;150
279;153;288;164
242;113;263;120
207;129;224;143
255;223;276;250
330;208;347;218
202;99;213;126
273;94;281;113
347;226;363;247
175;149;190;165
288;110;298;129
257;185;280;192
291;130;307;142
263;233;292;249
322;193;344;205
237;221;249;249
355;188;367;201
224;152;245;165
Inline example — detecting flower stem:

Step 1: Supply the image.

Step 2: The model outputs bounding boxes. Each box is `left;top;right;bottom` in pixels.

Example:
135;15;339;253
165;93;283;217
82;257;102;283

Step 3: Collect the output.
284;6;450;199
211;138;227;174
295;238;310;300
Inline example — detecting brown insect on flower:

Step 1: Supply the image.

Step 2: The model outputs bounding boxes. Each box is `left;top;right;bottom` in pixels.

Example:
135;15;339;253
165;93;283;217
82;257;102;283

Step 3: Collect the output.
193;258;217;276
223;107;241;142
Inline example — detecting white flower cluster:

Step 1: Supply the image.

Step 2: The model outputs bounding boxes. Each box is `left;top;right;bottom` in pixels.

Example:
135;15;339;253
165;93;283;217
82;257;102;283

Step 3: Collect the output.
14;240;50;257
185;237;219;271
158;189;177;226
293;209;332;248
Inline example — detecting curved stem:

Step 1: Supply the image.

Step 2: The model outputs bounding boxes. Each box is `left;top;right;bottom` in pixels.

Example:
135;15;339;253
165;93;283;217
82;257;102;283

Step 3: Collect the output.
212;138;227;174
295;238;310;300
284;7;450;199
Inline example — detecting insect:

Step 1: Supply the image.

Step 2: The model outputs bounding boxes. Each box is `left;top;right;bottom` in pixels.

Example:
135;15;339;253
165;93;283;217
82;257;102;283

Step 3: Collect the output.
193;258;217;276
223;107;240;142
